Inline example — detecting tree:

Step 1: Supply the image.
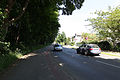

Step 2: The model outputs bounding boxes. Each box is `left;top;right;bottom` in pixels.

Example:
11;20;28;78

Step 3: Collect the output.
5;0;60;49
55;32;67;45
87;6;120;46
0;0;29;41
0;0;85;52
66;37;71;45
0;0;84;41
81;32;99;43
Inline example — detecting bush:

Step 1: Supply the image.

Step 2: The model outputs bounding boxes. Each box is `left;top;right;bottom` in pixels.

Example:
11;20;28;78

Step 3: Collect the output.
98;41;112;50
0;41;10;55
70;42;75;46
115;43;120;52
0;53;18;71
76;42;82;46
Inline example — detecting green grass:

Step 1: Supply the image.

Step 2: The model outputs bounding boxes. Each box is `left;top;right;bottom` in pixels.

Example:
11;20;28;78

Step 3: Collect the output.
101;52;120;57
0;53;18;71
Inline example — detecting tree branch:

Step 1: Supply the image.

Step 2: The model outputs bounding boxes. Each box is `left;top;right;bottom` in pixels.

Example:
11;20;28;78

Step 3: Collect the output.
10;0;29;23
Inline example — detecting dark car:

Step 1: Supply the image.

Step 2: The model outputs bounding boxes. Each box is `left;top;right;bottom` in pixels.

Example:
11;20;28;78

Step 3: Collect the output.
76;44;101;55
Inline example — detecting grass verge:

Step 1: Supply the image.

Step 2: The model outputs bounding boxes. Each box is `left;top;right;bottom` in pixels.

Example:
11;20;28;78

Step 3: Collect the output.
101;52;120;57
0;44;47;72
0;52;23;72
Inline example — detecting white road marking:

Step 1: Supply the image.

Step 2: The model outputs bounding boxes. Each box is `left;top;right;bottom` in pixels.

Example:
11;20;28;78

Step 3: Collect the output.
96;60;120;69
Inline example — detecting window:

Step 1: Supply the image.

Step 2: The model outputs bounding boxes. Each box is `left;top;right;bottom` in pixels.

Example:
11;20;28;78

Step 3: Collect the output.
90;45;99;48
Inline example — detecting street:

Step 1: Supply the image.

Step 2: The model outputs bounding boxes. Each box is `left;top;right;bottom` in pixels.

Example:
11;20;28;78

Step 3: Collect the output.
0;46;120;80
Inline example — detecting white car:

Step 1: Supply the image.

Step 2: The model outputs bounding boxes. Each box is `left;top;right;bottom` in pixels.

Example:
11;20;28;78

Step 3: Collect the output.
54;44;63;51
76;44;101;56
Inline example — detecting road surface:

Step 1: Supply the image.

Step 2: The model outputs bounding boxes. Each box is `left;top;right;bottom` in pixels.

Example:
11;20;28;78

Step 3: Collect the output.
0;46;120;80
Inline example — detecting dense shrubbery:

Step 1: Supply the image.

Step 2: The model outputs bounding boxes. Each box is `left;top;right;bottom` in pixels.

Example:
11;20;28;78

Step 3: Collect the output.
115;43;120;52
0;53;17;71
97;41;112;50
0;41;10;55
70;42;75;46
97;41;120;51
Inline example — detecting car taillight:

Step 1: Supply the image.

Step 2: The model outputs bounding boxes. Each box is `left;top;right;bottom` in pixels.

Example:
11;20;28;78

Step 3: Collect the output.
99;48;101;50
89;48;93;50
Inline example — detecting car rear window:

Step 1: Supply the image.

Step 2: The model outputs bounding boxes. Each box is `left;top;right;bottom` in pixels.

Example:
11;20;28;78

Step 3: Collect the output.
90;45;99;48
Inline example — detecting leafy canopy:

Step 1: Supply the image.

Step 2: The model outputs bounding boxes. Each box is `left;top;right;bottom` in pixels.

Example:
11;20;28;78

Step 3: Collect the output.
0;0;84;52
87;6;120;44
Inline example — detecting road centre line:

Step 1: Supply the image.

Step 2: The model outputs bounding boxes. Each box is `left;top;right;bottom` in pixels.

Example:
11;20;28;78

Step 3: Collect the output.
96;60;120;69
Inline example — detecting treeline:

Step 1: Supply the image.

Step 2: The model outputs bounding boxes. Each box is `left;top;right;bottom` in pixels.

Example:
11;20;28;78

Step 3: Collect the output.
87;6;120;51
0;0;60;54
56;31;120;52
0;0;84;54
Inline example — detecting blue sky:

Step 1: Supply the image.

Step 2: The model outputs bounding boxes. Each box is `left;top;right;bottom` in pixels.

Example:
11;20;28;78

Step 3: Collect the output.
59;0;120;37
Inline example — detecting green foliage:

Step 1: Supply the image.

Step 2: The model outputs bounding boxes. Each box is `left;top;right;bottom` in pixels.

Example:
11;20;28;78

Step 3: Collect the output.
65;37;71;45
0;8;6;40
70;42;75;46
0;53;17;71
114;43;120;52
0;0;84;41
81;33;99;43
54;0;85;15
98;41;112;50
87;6;120;45
0;9;4;25
3;0;60;50
55;32;67;45
0;41;10;55
0;0;84;49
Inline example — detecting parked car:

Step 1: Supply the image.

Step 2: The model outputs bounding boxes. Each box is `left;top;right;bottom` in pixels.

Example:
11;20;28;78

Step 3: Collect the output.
54;44;63;51
76;44;101;55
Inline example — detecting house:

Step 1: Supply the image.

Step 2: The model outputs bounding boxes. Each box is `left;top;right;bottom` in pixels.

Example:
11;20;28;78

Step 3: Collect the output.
73;33;83;44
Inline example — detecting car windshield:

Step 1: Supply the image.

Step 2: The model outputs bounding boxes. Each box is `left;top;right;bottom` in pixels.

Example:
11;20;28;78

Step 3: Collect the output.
90;45;99;48
55;45;62;47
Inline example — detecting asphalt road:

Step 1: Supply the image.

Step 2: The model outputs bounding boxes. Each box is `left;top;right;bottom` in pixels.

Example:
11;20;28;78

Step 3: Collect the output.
0;46;120;80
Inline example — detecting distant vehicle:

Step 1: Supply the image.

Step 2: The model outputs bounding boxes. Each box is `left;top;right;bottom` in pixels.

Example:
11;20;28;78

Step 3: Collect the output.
76;44;101;56
54;44;63;51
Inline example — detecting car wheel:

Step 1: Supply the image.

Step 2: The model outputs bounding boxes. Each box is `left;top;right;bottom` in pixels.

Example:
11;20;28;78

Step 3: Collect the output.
77;50;79;54
54;48;56;51
77;49;80;54
84;51;88;56
81;51;84;55
95;54;100;56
